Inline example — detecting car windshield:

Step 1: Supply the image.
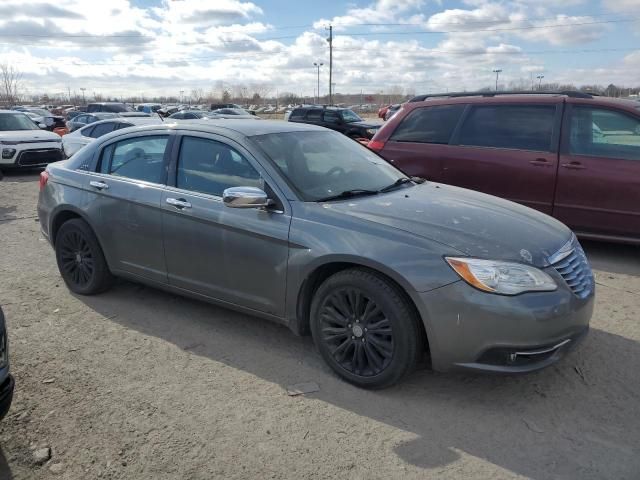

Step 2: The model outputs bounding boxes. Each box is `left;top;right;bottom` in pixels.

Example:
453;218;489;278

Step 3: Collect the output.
0;113;39;131
251;130;408;201
340;109;363;123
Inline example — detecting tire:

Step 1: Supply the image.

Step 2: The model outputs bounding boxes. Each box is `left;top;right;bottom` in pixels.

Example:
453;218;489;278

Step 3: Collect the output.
55;218;114;295
310;268;423;388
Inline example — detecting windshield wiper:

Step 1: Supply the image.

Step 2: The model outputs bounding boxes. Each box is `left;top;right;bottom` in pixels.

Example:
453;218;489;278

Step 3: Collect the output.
316;189;379;202
378;177;413;193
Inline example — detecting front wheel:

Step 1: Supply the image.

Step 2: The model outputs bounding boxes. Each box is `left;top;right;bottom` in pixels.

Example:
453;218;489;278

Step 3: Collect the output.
310;268;423;388
55;218;113;295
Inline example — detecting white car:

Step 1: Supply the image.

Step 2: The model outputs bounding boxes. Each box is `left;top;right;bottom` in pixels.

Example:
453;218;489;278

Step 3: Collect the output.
62;117;163;157
0;110;63;170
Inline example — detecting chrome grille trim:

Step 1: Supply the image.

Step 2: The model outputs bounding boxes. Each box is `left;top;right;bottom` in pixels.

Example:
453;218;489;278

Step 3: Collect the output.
550;236;594;299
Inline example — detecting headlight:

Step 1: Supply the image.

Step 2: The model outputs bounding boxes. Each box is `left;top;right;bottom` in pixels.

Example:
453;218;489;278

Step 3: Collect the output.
445;257;557;295
366;128;378;136
2;148;16;159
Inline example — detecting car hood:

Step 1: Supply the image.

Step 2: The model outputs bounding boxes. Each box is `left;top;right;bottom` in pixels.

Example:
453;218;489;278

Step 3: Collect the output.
319;182;571;267
0;130;60;142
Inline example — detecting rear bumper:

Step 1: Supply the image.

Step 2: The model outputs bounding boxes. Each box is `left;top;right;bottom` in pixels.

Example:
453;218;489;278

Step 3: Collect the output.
413;276;594;374
0;374;14;420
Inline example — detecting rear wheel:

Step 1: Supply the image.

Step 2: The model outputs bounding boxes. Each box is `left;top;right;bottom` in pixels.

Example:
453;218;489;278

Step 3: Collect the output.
310;268;423;388
55;218;113;295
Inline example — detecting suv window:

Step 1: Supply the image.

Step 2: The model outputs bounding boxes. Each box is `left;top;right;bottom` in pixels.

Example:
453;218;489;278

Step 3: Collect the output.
323;111;341;124
100;135;168;184
458;105;556;151
391;105;465;144
89;122;115;138
305;109;322;121
569;106;640;161
176;136;262;197
289;109;304;121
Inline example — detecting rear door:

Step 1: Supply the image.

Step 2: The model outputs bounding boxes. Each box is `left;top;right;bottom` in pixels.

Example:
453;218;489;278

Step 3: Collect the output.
554;102;640;239
161;132;291;316
322;110;344;133
89;133;172;283
442;102;561;215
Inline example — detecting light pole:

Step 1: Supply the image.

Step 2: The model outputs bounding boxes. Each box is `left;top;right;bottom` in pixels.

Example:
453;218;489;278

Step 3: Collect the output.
492;69;502;91
179;90;184;104
80;87;86;106
537;74;544;90
313;62;323;104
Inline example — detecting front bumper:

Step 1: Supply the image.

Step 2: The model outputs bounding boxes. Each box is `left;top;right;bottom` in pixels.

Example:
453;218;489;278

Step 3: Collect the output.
0;144;63;168
0;374;14;420
414;274;594;373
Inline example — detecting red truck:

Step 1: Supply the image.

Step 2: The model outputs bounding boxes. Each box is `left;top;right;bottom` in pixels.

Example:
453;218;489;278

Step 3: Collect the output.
369;91;640;244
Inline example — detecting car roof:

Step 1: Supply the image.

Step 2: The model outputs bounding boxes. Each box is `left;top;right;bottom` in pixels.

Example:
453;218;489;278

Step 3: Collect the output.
81;117;162;128
108;119;328;137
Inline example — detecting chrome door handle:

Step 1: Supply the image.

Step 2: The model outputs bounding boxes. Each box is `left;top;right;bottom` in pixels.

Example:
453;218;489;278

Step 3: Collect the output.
561;162;586;170
89;180;109;190
166;197;192;209
529;158;551;166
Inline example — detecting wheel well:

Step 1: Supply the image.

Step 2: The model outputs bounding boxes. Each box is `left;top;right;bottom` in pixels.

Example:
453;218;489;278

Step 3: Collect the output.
296;262;430;353
50;210;82;245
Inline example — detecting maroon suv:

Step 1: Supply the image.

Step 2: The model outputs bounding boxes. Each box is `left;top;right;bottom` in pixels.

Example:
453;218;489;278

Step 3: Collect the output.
369;92;640;244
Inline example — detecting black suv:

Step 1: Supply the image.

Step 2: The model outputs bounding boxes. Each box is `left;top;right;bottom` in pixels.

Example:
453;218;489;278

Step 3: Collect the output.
288;106;380;140
87;102;133;113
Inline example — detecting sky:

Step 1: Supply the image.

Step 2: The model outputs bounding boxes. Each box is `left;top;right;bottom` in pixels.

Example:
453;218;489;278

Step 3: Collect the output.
0;0;639;100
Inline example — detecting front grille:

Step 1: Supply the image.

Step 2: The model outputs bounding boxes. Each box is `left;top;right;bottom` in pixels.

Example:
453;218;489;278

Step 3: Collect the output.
550;238;594;299
16;149;63;167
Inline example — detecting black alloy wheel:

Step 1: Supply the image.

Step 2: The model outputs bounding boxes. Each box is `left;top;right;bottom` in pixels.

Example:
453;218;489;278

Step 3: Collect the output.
310;268;423;388
55;218;113;295
319;288;394;377
58;229;95;289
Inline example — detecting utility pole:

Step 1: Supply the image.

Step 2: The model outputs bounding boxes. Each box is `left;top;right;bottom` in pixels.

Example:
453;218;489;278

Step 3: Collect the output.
326;25;333;105
492;69;502;91
313;62;323;104
80;87;86;105
537;74;544;90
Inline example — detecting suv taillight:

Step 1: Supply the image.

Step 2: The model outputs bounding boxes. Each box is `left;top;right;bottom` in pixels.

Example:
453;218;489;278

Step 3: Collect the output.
39;171;49;191
368;140;386;152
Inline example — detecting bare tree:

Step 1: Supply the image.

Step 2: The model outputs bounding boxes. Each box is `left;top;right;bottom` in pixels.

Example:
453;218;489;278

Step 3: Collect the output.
0;63;22;107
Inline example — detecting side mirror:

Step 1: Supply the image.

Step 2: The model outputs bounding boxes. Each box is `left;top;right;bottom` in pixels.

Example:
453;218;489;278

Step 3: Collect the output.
38;122;47;129
223;186;272;209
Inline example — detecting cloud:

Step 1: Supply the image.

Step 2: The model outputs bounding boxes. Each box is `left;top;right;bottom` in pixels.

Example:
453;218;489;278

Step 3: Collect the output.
313;0;426;30
159;0;263;25
0;2;83;19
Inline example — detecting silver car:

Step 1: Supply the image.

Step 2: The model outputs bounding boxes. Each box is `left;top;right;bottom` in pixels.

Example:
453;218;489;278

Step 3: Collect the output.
37;120;594;388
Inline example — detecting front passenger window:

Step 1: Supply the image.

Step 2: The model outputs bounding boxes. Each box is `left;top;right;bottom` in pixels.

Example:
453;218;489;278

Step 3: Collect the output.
176;136;262;196
101;135;168;184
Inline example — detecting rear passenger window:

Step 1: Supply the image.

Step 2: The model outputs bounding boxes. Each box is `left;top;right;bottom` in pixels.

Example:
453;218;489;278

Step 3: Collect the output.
569;106;640;161
88;122;115;138
458;105;556;151
80;125;95;137
100;136;168;184
306;110;322;121
390;105;465;144
176;136;262;197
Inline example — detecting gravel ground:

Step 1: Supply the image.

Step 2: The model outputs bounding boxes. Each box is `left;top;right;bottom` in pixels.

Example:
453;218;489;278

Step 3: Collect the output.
0;170;639;480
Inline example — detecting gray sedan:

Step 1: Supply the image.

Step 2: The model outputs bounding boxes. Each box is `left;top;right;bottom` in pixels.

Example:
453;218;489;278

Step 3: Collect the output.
37;120;594;388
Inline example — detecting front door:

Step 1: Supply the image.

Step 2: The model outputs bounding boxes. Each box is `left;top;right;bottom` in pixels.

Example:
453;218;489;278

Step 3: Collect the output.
161;133;291;317
554;104;640;239
90;133;171;283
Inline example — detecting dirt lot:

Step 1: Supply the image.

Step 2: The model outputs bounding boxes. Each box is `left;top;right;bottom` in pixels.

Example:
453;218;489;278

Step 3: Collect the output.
0;171;639;480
